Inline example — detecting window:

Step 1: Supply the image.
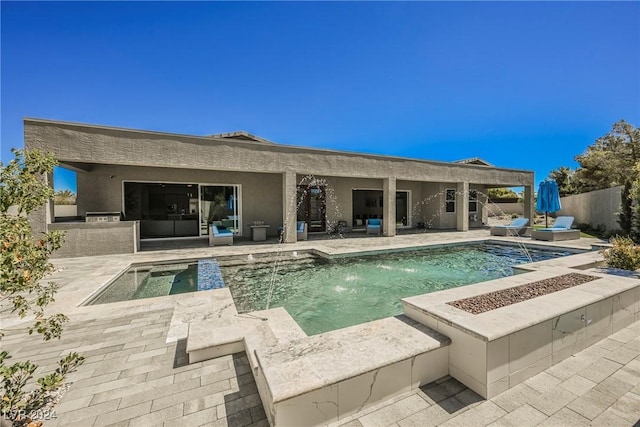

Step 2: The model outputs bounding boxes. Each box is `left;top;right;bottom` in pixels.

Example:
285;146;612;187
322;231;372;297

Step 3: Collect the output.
468;190;478;213
445;189;456;213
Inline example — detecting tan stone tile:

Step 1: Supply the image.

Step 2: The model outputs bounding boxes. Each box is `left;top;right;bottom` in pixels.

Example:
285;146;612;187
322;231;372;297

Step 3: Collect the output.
396;403;457;427
524;372;561;394
608;391;640;423
488;404;547;427
590;408;630;426
594;375;636;400
578;358;623;383
566;389;617;420
358;394;430;427
491;383;541;413
537;408;590;426
439;401;506;427
557;375;596;396
529;387;578;417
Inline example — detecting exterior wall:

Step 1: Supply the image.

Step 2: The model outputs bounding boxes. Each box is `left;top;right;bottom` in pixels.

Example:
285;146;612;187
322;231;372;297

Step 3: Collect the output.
558;186;623;232
25;119;534;186
54;205;78;217
418;182;443;228
49;221;138;258
23;118;536;243
298;177;424;229
76;164;283;237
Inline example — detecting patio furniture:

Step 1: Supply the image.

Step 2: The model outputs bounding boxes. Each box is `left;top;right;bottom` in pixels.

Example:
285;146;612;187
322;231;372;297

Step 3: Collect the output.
531;216;580;241
209;225;233;246
297;221;308;241
490;217;531;236
250;224;270;242
366;218;382;235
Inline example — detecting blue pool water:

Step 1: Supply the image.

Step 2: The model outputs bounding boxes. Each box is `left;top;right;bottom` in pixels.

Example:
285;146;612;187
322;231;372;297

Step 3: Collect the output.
223;243;575;335
89;243;575;335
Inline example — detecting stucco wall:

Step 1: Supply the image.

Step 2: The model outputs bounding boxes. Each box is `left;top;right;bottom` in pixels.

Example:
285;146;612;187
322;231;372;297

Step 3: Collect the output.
25;119;534;186
24;119;536;239
76;164;283;237
49;221;138;258
54;205;78;217
558;186;623;232
293;176;425;229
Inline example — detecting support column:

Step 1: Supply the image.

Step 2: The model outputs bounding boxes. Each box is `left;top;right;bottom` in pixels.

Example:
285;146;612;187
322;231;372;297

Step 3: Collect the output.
456;181;469;231
282;171;298;243
383;177;396;237
28;171;54;236
524;185;534;223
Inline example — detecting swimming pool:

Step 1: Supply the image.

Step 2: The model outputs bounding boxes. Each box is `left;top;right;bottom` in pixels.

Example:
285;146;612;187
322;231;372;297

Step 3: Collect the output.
223;243;575;335
88;243;576;335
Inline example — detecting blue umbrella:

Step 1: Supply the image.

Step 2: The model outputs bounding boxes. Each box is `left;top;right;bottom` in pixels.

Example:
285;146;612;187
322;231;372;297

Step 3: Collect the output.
227;194;235;210
536;179;562;228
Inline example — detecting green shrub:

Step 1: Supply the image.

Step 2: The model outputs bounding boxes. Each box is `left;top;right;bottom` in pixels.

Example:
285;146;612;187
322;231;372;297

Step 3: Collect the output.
602;236;640;271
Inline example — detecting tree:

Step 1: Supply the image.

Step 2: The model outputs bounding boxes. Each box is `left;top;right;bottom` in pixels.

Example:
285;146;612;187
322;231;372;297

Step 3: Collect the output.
574;120;640;192
1;149;84;425
487;188;518;199
631;161;640;243
619;180;633;236
53;190;76;205
548;166;578;196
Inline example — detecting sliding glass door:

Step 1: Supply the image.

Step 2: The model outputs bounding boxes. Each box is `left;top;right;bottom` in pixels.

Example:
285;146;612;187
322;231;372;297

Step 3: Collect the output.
199;185;240;236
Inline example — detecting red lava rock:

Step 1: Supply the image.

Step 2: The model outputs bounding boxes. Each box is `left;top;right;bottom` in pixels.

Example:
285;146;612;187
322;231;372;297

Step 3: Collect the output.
447;273;598;315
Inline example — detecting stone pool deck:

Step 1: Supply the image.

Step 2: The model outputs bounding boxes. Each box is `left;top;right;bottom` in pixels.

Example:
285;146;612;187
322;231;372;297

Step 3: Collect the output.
2;230;639;426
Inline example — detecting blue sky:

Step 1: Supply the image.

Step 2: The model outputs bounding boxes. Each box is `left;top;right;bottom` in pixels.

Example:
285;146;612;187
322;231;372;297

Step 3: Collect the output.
2;1;639;193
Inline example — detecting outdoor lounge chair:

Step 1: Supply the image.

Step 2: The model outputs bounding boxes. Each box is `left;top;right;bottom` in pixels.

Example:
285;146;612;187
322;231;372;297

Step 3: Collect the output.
490;217;531;236
366;218;382;235
531;216;580;241
209;225;233;246
297;221;308;241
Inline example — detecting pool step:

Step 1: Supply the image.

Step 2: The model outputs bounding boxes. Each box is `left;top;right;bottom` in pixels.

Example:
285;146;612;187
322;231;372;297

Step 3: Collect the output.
186;312;451;426
255;315;450;426
186;306;305;364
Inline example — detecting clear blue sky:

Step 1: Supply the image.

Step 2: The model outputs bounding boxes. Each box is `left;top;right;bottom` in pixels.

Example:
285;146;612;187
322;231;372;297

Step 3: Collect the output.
2;1;639;193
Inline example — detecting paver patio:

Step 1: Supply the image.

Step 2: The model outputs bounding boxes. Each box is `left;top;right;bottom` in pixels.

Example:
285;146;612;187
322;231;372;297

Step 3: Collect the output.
2;231;638;426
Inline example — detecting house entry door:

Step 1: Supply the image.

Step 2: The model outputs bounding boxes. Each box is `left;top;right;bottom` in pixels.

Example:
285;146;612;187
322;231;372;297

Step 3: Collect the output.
297;185;326;232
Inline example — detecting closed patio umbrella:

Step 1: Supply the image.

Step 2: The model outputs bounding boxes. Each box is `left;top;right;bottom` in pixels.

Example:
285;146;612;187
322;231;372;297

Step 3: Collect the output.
536;179;562;228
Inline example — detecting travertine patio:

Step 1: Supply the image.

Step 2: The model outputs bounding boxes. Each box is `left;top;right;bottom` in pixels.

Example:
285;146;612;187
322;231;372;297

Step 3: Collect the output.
2;230;639;426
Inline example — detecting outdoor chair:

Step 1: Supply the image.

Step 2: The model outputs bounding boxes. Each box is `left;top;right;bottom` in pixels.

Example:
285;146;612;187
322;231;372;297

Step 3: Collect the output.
366;218;382;235
297;221;308;241
531;216;580;241
208;224;234;246
490;217;531;236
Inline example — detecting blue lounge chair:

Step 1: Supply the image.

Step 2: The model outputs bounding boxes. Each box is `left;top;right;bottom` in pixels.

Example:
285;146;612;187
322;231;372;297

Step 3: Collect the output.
531;216;580;241
297;221;307;241
366;218;382;235
490;217;530;236
209;225;233;246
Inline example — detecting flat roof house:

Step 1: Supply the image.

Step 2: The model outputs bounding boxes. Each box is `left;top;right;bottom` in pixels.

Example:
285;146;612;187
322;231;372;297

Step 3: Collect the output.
24;118;535;257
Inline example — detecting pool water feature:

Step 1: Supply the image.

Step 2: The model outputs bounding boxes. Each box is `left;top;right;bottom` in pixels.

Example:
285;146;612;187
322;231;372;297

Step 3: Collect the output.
222;243;575;335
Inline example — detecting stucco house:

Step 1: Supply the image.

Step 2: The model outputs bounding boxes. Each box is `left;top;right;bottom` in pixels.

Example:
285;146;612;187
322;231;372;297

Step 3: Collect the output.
24;118;534;257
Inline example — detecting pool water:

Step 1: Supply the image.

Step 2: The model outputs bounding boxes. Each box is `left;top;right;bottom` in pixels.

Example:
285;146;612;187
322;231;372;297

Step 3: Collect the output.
89;263;199;305
223;244;574;335
88;243;575;335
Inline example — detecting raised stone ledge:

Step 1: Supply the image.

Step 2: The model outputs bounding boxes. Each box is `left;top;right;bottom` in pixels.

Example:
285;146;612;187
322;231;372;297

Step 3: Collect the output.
448;273;598;315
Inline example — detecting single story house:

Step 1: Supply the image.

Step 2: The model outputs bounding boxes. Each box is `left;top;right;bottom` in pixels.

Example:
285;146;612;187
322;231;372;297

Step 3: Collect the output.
24;118;535;257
